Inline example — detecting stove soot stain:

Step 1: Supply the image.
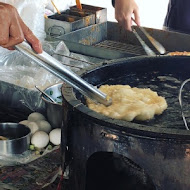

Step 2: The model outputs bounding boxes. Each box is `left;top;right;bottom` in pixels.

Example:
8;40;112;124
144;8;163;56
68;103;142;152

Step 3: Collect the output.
85;152;156;190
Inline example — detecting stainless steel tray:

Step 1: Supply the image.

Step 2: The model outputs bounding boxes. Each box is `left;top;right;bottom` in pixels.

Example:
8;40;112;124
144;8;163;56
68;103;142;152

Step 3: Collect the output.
45;4;107;37
50;21;190;59
45;9;96;36
70;4;107;24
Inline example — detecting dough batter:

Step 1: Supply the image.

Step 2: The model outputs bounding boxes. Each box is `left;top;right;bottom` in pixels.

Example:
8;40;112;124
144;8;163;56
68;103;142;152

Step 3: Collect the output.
86;85;168;121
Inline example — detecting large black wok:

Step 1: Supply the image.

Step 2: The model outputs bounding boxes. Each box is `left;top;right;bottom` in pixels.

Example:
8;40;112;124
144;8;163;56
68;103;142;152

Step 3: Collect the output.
61;56;190;190
63;55;190;138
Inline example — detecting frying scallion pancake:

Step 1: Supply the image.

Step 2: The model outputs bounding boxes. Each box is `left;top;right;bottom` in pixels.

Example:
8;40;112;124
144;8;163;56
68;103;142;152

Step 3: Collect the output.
86;85;168;121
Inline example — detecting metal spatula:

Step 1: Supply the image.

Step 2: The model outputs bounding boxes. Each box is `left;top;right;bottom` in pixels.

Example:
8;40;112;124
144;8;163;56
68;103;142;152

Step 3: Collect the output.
15;41;112;106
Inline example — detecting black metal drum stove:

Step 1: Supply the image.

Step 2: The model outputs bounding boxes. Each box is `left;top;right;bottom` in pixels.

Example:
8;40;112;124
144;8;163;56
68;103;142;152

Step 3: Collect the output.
62;56;190;190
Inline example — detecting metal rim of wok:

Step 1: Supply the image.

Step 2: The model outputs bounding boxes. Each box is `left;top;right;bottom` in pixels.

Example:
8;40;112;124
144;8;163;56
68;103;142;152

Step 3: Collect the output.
62;55;190;141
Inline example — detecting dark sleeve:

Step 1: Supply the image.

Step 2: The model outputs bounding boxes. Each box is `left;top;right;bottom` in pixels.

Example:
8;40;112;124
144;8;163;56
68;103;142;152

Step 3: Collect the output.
112;0;115;7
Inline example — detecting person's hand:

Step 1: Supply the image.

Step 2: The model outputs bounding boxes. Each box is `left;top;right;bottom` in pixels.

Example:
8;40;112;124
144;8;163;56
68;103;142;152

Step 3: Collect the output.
0;2;42;53
115;0;140;31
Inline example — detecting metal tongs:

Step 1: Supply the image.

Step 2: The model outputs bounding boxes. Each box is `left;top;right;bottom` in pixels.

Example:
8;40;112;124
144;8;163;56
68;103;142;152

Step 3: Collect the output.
15;41;112;106
132;18;166;56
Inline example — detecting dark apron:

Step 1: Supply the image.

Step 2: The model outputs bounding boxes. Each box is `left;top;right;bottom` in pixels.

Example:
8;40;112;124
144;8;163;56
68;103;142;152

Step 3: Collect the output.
164;0;190;34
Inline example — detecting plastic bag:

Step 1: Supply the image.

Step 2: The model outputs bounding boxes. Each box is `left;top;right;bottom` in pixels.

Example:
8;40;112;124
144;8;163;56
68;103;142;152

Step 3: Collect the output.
0;40;95;112
0;49;62;90
1;0;46;41
47;40;95;72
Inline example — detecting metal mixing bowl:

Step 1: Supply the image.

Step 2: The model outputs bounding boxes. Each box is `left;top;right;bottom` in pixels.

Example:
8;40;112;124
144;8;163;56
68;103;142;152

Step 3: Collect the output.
41;83;63;129
0;123;31;155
